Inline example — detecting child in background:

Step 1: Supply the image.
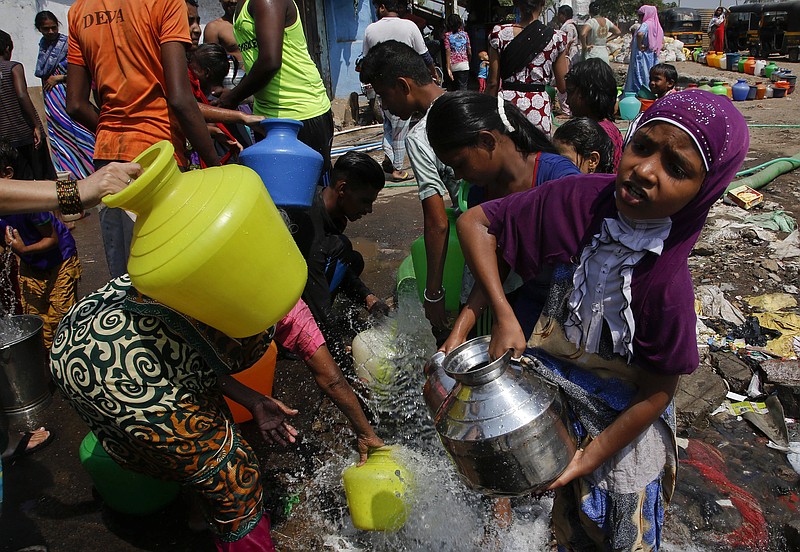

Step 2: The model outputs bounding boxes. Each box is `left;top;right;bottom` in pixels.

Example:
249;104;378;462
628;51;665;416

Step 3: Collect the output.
0;140;80;350
448;90;748;550
477;51;489;93
444;14;471;91
553;117;615;174
564;58;624;171
649;63;678;99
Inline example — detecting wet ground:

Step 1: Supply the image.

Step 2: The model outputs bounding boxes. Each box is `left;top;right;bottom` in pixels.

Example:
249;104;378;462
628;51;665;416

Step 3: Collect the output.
3;58;800;551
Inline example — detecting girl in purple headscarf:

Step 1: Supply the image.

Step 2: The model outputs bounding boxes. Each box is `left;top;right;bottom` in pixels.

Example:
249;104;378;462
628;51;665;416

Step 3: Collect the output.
446;90;748;550
623;5;663;94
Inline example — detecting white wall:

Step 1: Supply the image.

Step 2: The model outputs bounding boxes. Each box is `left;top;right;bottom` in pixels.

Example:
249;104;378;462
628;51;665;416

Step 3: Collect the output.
2;0;72;85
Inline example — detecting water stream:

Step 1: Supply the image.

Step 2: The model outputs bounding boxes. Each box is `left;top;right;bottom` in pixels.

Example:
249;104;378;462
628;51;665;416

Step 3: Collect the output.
0;246;26;346
280;288;555;551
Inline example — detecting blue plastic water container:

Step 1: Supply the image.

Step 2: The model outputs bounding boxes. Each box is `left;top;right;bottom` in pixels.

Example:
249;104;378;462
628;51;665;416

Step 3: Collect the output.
239;118;324;208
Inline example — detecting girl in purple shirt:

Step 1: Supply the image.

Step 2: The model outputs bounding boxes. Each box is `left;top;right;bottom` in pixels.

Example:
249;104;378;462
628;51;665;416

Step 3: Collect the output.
447;90;748;550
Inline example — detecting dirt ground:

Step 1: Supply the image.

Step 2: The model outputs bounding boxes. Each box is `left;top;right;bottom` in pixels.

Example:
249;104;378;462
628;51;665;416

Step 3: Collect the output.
2;58;800;551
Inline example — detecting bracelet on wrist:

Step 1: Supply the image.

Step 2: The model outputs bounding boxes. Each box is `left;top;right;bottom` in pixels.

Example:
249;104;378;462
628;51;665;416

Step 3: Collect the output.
423;287;445;303
56;179;83;216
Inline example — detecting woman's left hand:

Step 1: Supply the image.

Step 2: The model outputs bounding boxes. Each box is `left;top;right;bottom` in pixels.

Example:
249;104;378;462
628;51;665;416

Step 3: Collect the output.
250;395;299;446
44;75;60;93
546;448;587;490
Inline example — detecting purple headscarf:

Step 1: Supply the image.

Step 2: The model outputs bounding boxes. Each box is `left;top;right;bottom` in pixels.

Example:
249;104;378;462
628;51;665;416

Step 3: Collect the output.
638;5;663;53
482;90;749;375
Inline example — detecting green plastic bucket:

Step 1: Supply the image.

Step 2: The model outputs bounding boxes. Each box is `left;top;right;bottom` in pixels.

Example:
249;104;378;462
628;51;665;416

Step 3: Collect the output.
409;208;465;311
79;432;180;515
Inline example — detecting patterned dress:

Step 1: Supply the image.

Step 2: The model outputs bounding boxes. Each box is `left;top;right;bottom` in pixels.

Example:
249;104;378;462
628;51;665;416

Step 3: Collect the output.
526;265;676;552
38;36;95;178
490;24;566;136
50;277;272;544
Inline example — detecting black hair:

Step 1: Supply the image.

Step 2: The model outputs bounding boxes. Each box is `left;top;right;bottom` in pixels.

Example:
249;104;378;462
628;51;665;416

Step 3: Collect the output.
588;1;600;15
426;91;556;158
650;63;678;84
565;58;617;121
360;40;433;87
186;0;199;6
446;14;463;33
558;5;573;18
0;30;12;54
34;11;60;29
553;117;614;174
514;0;546;20
332;151;385;191
0;139;20;176
192;44;230;86
374;0;403;13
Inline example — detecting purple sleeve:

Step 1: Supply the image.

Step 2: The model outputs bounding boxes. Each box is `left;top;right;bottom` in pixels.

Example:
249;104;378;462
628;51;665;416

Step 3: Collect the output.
484;174;618;283
633;265;700;375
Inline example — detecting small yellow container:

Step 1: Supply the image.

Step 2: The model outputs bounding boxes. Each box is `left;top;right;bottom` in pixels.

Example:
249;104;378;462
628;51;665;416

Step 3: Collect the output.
103;141;307;337
342;446;413;531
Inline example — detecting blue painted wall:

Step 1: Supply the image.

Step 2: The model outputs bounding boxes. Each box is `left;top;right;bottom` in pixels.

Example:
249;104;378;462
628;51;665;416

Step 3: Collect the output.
325;0;376;98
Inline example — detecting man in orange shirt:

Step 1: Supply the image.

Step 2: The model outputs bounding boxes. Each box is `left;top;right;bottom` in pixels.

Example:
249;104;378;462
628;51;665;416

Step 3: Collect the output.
66;0;219;278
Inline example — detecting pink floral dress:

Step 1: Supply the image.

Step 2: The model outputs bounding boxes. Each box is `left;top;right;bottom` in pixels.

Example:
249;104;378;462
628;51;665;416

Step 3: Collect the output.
490;24;566;136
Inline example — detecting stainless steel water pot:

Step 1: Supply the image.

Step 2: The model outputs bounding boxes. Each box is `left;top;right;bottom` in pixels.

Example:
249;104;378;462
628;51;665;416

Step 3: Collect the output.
422;350;450;418
434;337;577;496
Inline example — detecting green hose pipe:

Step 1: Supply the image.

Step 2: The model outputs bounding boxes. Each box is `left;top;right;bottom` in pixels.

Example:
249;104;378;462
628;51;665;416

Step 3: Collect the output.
736;157;800;177
728;153;800;192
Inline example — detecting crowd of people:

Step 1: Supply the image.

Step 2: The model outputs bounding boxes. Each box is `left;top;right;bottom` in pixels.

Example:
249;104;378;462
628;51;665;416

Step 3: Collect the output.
0;0;750;550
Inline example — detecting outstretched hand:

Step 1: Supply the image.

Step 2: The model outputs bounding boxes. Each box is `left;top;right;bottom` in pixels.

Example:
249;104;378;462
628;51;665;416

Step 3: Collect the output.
357;434;385;466
250;395;299;446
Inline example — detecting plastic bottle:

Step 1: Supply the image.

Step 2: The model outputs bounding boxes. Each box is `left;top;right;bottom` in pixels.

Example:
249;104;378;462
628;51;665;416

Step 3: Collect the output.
224;342;277;423
711;82;728;96
342;446;413;531
764;62;778;79
411;208;464;311
239;119;324;208
103;141;308;338
619;92;641;120
732;79;750;101
351;320;400;389
754;59;767;77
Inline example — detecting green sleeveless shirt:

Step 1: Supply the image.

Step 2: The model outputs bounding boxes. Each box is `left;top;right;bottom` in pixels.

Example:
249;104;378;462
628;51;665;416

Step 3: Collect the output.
234;0;330;120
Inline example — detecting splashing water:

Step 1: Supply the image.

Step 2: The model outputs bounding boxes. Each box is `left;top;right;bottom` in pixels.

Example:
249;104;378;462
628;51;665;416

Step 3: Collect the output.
0;247;28;346
278;286;554;551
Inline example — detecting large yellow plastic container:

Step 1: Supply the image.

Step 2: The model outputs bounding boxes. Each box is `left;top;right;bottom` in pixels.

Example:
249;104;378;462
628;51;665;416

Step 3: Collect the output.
342;446;413;531
103;141;307;337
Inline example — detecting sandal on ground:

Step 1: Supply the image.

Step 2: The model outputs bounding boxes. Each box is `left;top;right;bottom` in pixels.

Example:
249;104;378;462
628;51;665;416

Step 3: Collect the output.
388;171;413;182
3;427;53;465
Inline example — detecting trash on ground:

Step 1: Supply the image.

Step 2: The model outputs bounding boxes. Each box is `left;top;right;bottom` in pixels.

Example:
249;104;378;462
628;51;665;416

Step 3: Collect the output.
745;293;798;312
754;311;800;358
696;285;746;325
746;210;798;233
727;185;765;210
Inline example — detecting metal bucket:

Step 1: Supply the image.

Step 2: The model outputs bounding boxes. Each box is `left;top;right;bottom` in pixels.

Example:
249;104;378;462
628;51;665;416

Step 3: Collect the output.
0;315;51;423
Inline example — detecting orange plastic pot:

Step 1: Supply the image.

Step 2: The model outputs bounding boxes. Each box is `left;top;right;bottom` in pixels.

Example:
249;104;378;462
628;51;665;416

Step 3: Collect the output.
224;341;278;423
744;57;757;75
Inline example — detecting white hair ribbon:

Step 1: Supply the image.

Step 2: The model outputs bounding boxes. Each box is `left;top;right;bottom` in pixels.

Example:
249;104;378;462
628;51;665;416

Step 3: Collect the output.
497;95;515;133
